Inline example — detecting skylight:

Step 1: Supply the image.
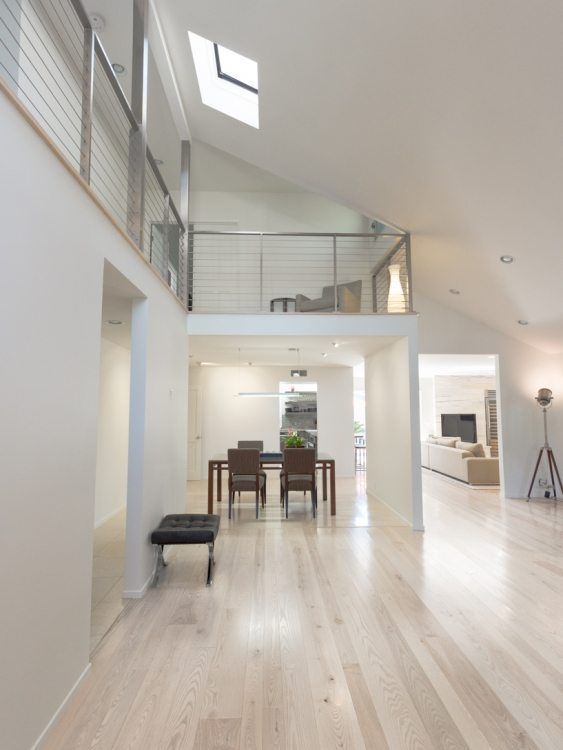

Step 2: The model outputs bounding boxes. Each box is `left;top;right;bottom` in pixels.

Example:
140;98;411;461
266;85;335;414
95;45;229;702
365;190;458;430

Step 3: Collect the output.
188;32;259;128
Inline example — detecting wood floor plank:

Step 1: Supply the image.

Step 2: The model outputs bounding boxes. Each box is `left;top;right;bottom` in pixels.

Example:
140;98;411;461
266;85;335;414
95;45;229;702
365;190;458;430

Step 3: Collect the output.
43;475;563;749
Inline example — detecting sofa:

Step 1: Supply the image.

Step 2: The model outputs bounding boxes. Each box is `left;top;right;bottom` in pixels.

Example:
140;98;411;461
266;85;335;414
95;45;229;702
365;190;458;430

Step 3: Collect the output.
421;436;499;485
295;280;362;313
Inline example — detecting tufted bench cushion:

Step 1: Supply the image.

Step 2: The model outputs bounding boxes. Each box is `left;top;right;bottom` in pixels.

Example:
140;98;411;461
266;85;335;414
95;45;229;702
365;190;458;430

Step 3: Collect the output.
151;514;220;545
151;514;220;585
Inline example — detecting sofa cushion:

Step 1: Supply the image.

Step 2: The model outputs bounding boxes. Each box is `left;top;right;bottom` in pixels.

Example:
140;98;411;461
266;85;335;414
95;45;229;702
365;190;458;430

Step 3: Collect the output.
436;437;458;448
456;441;486;457
426;436;438;444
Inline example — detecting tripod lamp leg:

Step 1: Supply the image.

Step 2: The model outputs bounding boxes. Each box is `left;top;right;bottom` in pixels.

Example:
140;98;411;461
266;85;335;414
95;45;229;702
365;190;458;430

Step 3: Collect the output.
527;448;544;500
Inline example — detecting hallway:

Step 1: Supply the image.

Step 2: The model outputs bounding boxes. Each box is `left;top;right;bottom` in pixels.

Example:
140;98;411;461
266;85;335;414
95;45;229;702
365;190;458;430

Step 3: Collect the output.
45;475;563;749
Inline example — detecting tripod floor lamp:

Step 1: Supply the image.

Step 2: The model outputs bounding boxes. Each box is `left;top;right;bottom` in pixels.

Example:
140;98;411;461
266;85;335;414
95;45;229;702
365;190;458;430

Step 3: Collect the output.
527;388;563;500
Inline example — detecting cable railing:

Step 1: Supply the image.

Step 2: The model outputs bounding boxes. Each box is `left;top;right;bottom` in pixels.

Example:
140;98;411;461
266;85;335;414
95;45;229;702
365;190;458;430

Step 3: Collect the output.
188;230;412;314
0;0;187;306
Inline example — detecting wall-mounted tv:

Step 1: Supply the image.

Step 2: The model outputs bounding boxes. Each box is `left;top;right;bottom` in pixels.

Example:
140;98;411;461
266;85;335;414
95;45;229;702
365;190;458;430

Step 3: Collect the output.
441;413;477;443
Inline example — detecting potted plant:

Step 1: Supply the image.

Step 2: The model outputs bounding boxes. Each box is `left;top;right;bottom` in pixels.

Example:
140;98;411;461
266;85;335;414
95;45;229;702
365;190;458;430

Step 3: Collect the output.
285;431;304;447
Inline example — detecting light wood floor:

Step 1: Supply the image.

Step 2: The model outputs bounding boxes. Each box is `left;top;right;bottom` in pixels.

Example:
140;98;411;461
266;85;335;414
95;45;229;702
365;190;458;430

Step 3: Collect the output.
45;473;563;749
91;510;126;652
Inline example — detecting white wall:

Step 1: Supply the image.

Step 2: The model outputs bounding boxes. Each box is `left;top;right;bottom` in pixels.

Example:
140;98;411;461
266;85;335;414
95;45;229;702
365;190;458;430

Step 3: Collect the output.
94;337;130;527
416;292;563;498
189;190;369;233
419;376;435;440
189;364;355;477
365;338;419;525
0;91;187;750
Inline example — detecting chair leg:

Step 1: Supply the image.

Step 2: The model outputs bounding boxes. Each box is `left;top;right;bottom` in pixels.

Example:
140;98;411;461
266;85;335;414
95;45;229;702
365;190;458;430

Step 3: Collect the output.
228;489;233;519
206;542;215;585
256;489;259;519
312;486;317;518
285;488;289;519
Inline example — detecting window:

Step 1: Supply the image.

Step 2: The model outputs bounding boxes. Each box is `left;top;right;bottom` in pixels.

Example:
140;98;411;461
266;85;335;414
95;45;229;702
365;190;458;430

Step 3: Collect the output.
214;43;258;94
188;32;259;128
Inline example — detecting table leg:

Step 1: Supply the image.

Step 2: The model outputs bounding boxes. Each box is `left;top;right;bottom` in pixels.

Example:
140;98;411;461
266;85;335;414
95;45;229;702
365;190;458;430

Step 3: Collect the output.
322;464;327;501
217;465;222;502
207;461;213;514
330;462;336;516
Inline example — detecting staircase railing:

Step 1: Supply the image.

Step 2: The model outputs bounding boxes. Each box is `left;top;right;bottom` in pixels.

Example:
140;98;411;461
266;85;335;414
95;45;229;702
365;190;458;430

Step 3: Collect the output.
0;0;187;305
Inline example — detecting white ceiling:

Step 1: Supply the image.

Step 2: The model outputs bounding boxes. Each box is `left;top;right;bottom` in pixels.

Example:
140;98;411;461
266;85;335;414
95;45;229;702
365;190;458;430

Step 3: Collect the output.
99;262;140;348
419;354;496;379
83;1;563;353
153;0;563;353
189;335;399;368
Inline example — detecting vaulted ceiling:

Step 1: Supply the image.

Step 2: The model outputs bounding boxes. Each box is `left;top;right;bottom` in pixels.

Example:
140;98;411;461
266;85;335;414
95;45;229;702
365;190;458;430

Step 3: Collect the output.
89;1;563;352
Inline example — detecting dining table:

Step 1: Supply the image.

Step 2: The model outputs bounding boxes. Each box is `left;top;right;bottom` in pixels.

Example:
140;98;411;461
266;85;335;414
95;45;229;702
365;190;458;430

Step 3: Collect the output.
207;452;336;515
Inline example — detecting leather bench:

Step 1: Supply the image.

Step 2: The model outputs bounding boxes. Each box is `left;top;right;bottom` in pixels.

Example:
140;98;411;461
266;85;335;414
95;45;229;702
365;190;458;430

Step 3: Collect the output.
151;513;220;585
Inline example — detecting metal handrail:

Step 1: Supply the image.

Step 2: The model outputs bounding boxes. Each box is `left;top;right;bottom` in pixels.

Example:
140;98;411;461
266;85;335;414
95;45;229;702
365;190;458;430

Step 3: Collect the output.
188;229;413;314
0;0;186;303
190;231;405;238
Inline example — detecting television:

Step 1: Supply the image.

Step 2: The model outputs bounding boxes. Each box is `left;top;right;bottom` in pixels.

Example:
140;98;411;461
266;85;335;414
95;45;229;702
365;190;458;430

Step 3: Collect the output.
441;413;477;443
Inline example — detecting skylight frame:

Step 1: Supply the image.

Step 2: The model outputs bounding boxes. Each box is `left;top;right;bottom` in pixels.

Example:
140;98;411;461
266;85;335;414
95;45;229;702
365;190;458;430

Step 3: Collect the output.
213;43;258;94
188;31;259;129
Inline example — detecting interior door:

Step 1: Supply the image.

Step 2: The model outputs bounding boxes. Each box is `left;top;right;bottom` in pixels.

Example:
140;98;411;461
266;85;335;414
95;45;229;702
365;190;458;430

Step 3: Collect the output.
188;387;202;480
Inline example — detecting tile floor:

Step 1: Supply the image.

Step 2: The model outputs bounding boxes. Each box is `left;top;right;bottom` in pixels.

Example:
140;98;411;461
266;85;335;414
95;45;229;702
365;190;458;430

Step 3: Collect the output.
90;509;126;653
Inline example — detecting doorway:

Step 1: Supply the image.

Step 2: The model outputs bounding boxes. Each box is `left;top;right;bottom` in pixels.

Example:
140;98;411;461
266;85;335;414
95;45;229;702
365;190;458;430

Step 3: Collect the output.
90;263;137;652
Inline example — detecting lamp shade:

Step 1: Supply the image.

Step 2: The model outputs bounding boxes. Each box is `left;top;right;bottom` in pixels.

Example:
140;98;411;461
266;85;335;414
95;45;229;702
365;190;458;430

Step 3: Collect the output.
536;388;553;407
387;264;406;313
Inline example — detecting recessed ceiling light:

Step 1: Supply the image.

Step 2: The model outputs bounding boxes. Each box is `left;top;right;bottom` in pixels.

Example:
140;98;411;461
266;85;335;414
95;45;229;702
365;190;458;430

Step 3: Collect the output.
112;62;126;76
449;289;460;295
518;319;529;326
332;342;339;348
321;352;327;358
500;255;514;264
106;320;122;325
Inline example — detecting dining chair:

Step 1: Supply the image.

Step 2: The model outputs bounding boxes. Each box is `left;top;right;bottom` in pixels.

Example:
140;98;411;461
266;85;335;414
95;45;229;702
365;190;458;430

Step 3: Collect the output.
280;448;317;519
236;441;266;501
227;448;266;520
237;440;264;451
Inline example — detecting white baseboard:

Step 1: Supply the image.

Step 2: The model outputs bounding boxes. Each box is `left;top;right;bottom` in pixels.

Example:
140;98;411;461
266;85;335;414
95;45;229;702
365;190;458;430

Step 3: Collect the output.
122;544;175;599
122;573;152;599
366;484;417;529
31;662;91;750
94;504;125;529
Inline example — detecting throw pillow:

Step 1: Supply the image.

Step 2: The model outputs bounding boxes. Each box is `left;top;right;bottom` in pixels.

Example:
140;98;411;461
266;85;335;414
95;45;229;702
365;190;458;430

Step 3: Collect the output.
456;441;486;457
436;437;458;448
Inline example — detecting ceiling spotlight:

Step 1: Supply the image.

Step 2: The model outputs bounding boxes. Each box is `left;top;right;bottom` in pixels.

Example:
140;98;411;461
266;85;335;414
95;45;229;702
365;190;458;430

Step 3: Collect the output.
449;289;460;295
518;319;529;326
106;319;122;325
112;62;126;76
332;342;340;348
321;352;328;358
154;158;164;166
500;255;514;264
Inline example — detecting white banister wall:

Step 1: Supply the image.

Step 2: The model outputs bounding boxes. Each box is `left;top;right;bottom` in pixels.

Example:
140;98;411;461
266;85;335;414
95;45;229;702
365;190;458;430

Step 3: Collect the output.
0;90;188;750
